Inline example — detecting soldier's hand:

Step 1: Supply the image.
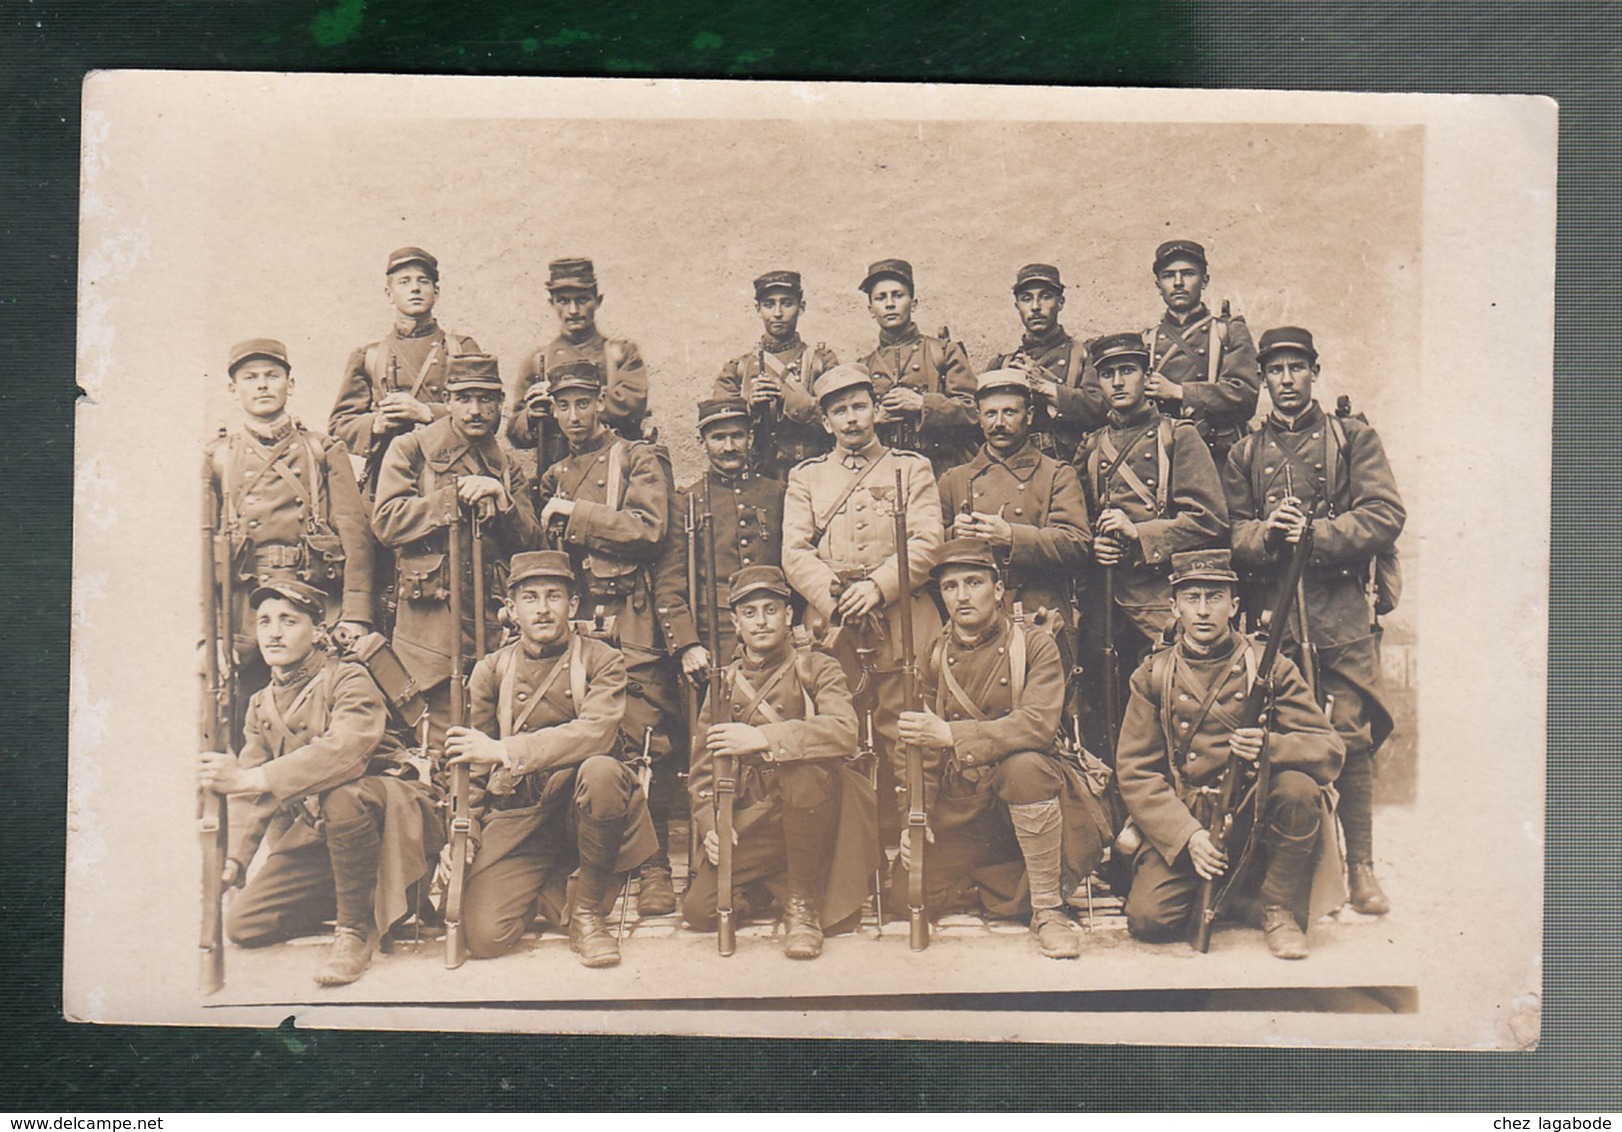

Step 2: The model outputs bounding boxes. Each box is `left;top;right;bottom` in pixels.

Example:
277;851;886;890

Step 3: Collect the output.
882;385;925;415
539;496;576;528
197;751;255;795
836;578;884;621
751;373;783;402
221;858;245;889
445;726;506;767
1266;499;1309;545
1143;372;1183;402
1187;829;1228;880
1030;377;1060;404
898;708;952;749
963;509;1013;549
680;644;710;677
702;828;739;867
706;723;769;759
380;391;433;426
458;474;507;510
1096;508;1138;541
896;823;936;870
1229;726;1265;763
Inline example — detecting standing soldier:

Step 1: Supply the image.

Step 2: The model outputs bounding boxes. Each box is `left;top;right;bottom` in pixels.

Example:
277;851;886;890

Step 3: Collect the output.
443;552;660;968
197;580;442;986
682;566;878;959
1224;327;1406;916
1115;550;1346;959
896;540;1112;958
985;264;1109;463
329;247;482;494
712;270;839;480
507;257;651;455
856;258;979;478
372;354;541;753
938;368;1092;712
782;364;944;834
654;398;785;685
535;360;681;917
1077;333;1229;754
206;338;375;737
1142;240;1259;467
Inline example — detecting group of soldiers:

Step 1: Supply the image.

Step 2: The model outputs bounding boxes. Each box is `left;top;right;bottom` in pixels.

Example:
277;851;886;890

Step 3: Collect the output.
196;238;1406;989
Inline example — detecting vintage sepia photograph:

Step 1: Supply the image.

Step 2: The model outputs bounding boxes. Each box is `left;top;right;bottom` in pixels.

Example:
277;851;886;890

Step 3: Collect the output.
67;74;1553;1045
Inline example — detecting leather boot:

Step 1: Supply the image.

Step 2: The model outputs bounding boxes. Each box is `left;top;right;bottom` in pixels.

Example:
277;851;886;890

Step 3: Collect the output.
636;862;677;918
317;813;381;985
571;813;627;968
1347;861;1392;916
1030;907;1082;959
1262;905;1309;960
782;894;824;959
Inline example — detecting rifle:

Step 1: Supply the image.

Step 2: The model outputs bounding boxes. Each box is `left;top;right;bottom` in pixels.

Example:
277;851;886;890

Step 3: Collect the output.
682;492;702;730
357;353;401;495
198;463;233;994
443;485;473;969
704;479;736;956
1100;559;1122;762
1283;466;1322;704
831;575;885;932
1189;507;1316;953
749;350;782;471
894;468;928;951
620;725;655;939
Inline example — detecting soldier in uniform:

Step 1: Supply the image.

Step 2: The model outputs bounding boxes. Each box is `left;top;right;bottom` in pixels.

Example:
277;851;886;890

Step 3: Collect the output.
896;540;1113;958
1077;332;1229;751
442;551;660;968
782;363;944;837
1115;549;1345;959
507;257;651;456
1224;327;1407;916
712;270;839;480
197;580;442;986
654;397;785;686
856;258;979;478
938;367;1092;718
1142;240;1259;467
682;566;878;959
985;264;1109;463
206;338;374;738
534;360;681;916
329;247;482;496
372;354;541;755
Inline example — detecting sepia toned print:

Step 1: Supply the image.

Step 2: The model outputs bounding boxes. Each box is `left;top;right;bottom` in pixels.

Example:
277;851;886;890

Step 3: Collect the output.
69;75;1553;1046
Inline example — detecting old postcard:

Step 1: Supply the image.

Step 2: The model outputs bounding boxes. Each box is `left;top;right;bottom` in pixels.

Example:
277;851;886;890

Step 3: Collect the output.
68;74;1553;1046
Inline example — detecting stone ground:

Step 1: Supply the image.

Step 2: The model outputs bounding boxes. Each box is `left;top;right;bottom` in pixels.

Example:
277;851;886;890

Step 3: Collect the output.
207;803;1419;1014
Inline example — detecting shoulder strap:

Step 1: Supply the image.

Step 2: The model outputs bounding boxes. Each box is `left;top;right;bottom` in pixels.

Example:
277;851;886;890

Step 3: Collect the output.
1009;621;1027;710
792;649;817;717
1208;315;1226;383
1157;417;1174;516
570;634;586;710
1144;326;1159;372
297;430;328;526
930;635;951;718
810;451;884;544
606;439;628;509
1153;647;1177;758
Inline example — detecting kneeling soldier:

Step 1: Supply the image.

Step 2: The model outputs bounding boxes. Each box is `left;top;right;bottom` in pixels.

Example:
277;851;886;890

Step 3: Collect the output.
895;539;1113;959
444;551;659;968
196;580;442;986
1116;550;1345;959
682;566;878;958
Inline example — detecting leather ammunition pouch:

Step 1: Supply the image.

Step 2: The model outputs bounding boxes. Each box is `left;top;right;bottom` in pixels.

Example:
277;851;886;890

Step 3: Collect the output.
580;553;642;598
343;632;428;733
398;549;448;602
301;520;346;582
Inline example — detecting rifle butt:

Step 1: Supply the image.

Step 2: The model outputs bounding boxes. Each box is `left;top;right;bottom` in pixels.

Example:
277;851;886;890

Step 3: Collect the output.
714;754;737;957
716;911;737;958
443;761;471;969
1190;880;1215;954
909;907;929;951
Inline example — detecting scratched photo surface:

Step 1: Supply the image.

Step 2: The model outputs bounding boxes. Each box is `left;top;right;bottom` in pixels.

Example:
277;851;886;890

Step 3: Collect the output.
69;75;1552;1046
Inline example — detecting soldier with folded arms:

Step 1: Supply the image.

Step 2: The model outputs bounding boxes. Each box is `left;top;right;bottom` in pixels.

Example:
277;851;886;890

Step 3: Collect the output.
443;551;659;968
196;580;442;986
682;566;878;958
896;539;1112;958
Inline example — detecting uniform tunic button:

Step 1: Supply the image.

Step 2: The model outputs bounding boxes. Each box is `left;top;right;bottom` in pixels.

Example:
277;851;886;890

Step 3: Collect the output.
999;677;1008;685
1014;508;1024;516
739;519;748;527
516;692;528;701
1179;720;1190;729
1311;432;1321;440
1179;693;1190;701
596;479;605;487
1265;466;1274;475
740;538;750;545
996;646;1005;655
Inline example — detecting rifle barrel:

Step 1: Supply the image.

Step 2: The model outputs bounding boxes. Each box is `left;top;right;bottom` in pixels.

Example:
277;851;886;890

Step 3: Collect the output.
894;468;928;951
703;481;736;956
198;462;230;994
444;491;470;969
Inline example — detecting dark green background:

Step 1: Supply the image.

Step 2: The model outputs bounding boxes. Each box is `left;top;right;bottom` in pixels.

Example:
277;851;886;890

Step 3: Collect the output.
3;0;1615;1111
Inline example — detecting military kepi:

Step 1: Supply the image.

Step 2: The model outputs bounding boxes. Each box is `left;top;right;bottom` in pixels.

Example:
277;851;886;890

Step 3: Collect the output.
546;257;598;292
754;270;802;298
811;363;875;405
1257;325;1318;364
931;537;1002;580
444;353;502;392
507;550;577;591
1013;263;1065;293
697;397;750;431
228;338;291;375
859;258;914;294
249;578;327;617
546;359;604;398
728;565;794;606
1168;548;1240;587
1152;239;1207;274
386;246;439;280
975;368;1032;398
1088;332;1150;367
